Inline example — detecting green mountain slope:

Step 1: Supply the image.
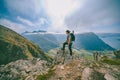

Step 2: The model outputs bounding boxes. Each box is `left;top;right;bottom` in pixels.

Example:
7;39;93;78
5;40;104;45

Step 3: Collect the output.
74;32;115;50
0;25;49;65
23;33;59;52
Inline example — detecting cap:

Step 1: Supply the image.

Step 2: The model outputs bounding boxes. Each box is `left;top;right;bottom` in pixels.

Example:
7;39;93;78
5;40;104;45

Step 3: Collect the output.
66;30;70;33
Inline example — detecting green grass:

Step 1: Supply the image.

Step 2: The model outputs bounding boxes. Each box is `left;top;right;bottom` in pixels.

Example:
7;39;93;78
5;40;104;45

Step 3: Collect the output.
37;68;55;80
101;58;120;65
0;25;50;65
79;49;93;60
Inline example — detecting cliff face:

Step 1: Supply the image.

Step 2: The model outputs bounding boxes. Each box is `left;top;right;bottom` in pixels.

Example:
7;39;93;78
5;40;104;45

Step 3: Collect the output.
0;25;49;65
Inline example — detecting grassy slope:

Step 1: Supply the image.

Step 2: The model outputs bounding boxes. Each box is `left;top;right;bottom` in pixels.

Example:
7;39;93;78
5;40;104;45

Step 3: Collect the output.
0;25;49;65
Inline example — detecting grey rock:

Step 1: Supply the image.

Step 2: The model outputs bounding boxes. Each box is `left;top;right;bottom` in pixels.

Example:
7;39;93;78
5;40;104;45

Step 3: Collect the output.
0;59;49;80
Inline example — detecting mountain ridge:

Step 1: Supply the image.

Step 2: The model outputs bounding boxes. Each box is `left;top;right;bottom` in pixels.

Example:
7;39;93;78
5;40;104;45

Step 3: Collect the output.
0;25;49;65
23;32;115;52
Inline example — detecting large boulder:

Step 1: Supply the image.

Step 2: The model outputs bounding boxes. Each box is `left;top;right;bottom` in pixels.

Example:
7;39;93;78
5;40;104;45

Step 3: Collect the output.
0;59;49;80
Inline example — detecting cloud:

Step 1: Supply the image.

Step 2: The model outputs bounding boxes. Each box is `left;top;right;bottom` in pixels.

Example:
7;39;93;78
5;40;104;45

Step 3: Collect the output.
44;0;82;32
0;18;26;33
39;18;48;25
5;0;44;18
17;16;34;26
35;18;49;26
0;17;49;33
65;0;120;32
2;0;120;33
17;16;49;30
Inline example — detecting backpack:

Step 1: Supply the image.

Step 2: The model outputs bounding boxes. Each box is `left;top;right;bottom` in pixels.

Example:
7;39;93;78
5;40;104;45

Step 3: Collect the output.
70;33;75;41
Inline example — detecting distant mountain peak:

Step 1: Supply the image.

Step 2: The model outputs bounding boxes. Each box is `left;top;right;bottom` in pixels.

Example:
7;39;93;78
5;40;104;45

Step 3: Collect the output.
22;30;47;34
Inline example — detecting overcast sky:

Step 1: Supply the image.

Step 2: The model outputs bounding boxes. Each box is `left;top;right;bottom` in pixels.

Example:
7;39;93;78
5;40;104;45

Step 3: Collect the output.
0;0;120;33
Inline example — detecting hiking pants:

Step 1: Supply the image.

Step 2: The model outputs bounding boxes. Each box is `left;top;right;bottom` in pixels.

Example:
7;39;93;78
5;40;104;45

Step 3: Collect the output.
63;42;72;56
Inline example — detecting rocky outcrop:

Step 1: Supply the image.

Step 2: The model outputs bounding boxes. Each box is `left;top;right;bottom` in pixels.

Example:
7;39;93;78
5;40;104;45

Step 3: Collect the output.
49;60;120;80
0;58;49;80
82;67;105;80
0;49;120;80
47;49;120;80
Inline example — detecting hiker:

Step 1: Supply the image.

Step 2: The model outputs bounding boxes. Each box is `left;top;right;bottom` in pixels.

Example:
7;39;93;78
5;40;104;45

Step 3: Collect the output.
61;30;75;56
93;51;100;61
